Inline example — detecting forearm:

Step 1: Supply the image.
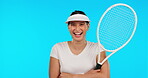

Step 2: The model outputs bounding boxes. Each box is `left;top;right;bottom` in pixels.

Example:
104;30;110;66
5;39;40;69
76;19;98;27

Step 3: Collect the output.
72;73;100;78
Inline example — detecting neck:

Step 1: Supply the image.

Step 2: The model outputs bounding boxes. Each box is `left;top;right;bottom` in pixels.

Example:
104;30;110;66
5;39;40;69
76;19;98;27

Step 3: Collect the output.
69;39;87;50
72;39;86;44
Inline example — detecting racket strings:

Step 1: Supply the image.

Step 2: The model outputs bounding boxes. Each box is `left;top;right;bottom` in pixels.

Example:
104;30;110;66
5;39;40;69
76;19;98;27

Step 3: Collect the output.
100;9;134;33
100;18;134;41
99;5;136;50
100;22;134;50
116;7;134;15
104;8;134;22
111;6;134;17
100;18;133;41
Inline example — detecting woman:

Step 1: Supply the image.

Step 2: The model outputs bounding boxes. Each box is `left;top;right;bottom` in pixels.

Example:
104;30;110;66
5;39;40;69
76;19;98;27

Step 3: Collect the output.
49;10;110;78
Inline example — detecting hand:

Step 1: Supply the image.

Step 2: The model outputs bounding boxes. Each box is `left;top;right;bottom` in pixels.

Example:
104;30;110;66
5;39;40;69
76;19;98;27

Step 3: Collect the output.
85;69;100;74
59;72;74;78
84;69;101;78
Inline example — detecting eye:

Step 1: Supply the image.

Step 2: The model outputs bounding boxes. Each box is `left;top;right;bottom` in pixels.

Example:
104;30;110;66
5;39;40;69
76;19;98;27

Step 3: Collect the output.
80;23;85;26
70;23;76;26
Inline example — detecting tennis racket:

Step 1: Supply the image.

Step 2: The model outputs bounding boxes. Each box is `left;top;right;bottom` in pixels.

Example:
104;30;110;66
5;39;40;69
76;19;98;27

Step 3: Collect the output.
94;3;138;69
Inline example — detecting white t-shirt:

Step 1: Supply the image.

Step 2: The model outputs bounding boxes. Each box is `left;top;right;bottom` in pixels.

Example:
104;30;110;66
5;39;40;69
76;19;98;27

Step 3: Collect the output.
50;41;104;74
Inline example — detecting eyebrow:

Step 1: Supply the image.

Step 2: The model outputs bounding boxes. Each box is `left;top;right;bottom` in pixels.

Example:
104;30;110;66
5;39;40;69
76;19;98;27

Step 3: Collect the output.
80;22;85;23
71;22;85;24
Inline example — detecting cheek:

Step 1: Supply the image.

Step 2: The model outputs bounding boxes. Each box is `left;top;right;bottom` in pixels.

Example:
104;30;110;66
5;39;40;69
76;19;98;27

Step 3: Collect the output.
68;27;74;34
69;27;75;31
82;27;88;32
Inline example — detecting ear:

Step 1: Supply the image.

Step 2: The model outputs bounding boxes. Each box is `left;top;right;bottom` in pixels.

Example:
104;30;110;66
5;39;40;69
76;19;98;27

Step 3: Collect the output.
86;24;90;30
68;25;71;30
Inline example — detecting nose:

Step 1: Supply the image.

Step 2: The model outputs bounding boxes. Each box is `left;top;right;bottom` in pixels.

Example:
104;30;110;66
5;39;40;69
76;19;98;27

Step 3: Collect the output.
75;25;81;31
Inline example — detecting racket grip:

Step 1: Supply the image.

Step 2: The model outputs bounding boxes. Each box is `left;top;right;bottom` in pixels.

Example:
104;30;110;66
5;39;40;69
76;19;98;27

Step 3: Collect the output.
94;63;102;70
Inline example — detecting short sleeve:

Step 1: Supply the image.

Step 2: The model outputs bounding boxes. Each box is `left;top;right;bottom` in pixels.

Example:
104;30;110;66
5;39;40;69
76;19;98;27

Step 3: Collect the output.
50;44;59;59
99;44;104;52
96;43;105;54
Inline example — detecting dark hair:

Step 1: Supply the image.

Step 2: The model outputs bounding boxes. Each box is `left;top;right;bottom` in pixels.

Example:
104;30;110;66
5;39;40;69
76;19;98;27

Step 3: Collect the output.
68;10;89;25
70;10;86;16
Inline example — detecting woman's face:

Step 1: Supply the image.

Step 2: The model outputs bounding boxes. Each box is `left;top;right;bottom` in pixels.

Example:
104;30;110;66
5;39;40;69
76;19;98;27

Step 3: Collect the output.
68;21;89;42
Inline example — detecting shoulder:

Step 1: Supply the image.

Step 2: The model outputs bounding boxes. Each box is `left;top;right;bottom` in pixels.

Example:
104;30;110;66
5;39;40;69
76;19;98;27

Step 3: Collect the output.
87;41;103;47
87;41;99;47
87;41;104;51
52;41;67;49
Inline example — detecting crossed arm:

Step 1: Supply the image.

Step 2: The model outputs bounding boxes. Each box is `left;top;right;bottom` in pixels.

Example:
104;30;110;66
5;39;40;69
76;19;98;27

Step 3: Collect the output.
49;51;110;78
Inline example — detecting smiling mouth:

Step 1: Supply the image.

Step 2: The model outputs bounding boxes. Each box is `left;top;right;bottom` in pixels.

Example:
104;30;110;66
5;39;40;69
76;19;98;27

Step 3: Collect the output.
73;32;83;37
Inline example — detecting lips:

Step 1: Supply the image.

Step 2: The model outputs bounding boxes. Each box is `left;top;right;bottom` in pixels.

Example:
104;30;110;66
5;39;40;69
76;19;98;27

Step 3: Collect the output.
73;32;83;38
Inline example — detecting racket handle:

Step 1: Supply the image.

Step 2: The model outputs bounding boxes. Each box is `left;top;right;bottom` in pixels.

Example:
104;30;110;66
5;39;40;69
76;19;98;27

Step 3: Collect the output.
94;63;102;70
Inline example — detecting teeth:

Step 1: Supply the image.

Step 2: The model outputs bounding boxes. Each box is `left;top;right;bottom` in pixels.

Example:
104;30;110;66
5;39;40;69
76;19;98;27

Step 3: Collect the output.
75;33;81;35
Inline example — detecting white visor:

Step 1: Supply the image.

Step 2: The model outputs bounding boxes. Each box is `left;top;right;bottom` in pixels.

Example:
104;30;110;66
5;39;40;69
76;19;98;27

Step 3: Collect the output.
65;14;90;23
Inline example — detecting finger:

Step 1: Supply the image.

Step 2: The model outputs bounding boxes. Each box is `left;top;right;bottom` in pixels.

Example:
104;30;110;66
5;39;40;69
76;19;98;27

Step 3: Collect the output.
60;73;63;76
58;76;61;78
95;69;101;72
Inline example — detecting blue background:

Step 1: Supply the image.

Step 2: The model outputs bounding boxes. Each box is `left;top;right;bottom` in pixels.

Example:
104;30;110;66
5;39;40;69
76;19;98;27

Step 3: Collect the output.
0;0;147;78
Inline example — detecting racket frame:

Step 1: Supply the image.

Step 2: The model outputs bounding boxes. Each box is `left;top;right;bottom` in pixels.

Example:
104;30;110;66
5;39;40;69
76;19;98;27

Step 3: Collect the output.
96;3;138;65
